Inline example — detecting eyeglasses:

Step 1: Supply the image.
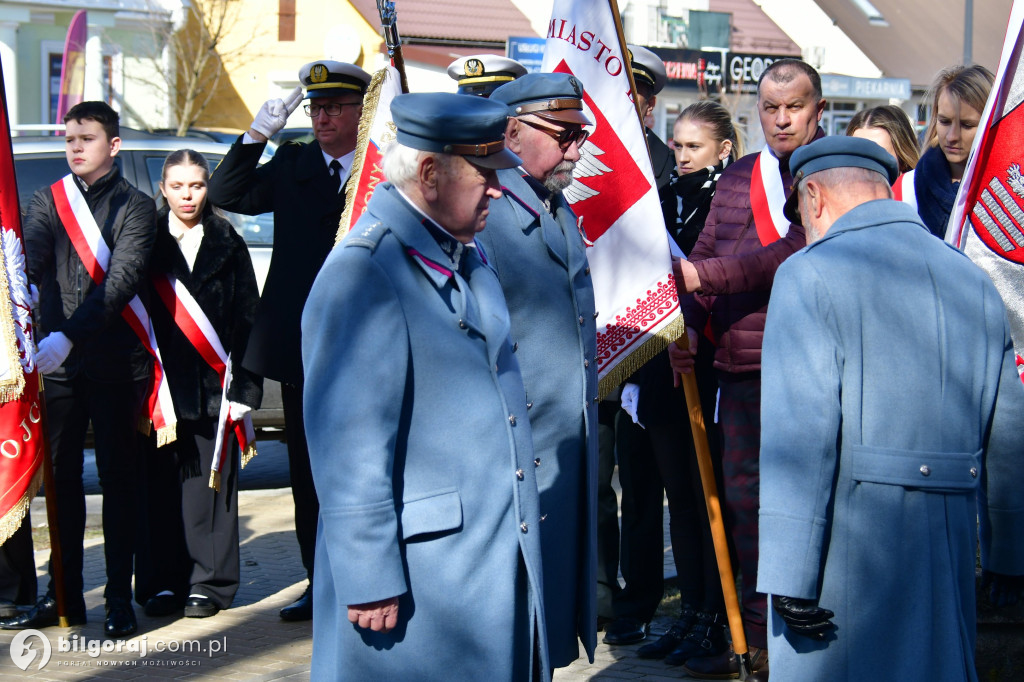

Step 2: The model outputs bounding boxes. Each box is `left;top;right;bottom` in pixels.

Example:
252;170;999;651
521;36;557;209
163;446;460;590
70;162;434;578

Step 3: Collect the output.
519;119;590;150
304;102;361;117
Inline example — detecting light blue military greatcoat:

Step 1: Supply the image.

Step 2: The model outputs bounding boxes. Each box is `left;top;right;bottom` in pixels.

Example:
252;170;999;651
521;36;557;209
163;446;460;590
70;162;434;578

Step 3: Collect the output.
758;200;1024;681
302;183;550;681
477;168;599;666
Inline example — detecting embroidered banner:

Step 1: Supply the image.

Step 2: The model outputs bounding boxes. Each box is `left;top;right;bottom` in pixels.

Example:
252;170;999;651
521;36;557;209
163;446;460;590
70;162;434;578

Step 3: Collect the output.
543;2;685;397
947;0;1024;381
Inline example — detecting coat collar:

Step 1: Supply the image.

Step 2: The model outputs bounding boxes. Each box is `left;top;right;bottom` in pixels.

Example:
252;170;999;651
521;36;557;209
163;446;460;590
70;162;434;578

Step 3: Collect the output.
498;168;571;268
810;199;927;247
155;209;237;289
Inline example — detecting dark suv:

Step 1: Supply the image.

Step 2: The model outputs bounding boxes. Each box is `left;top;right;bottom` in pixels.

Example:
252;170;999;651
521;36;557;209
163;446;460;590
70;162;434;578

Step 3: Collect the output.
12;132;283;430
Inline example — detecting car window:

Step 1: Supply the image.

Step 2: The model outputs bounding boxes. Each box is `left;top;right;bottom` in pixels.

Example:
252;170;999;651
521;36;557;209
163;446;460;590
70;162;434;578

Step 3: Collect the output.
142;153;274;247
14;156;123;211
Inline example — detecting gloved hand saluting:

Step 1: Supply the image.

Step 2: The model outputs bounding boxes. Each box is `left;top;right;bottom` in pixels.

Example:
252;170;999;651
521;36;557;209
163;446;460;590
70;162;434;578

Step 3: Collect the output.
35;331;73;375
249;86;304;140
772;594;835;640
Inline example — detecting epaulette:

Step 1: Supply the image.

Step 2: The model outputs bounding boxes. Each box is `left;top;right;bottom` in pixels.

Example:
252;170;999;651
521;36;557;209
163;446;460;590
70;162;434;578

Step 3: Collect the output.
345;221;391;252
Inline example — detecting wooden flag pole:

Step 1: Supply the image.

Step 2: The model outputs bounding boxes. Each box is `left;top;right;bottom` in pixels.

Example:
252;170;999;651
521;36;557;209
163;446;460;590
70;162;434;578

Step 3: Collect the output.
607;1;751;676
377;0;410;93
678;335;752;680
608;0;653;169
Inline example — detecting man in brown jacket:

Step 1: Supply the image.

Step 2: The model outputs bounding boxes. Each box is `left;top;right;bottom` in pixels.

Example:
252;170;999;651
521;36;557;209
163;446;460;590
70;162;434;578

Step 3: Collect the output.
669;58;825;680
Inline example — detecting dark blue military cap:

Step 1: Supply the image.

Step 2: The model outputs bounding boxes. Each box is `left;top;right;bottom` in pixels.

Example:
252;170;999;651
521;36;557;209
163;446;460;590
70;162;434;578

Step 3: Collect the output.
783;136;901;224
390;92;522;169
490;73;593;125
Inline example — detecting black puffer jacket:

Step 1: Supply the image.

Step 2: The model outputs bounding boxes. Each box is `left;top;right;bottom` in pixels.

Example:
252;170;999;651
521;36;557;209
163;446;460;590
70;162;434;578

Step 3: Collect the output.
25;165;157;382
148;208;262;420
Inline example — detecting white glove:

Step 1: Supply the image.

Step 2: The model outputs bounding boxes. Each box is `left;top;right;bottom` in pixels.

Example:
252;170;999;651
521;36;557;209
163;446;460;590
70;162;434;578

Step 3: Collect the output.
36;332;73;374
620;382;644;428
250;86;303;139
229;401;252;420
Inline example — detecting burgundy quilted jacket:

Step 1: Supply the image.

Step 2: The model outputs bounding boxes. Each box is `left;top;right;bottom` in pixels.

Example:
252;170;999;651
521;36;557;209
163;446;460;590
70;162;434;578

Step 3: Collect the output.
680;130;823;373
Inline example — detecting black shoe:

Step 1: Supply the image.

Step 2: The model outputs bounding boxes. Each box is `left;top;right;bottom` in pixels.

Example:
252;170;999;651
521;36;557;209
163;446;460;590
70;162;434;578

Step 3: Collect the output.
664;611;728;665
184;595;220;619
682;645;769;680
279;584;312;622
104;598;137;638
143;593;184;617
602;617;648;645
636;606;699;659
0;596;85;630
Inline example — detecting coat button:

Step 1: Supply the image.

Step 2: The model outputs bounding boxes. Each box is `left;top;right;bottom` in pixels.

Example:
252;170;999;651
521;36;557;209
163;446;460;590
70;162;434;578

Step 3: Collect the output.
520;522;528;533
526;401;533;409
584;359;589;368
578;315;585;325
593;311;599;319
458;319;467;329
509;414;517;426
516;468;524;480
585;267;590;275
540;514;547;521
919;465;931;476
534;458;541;467
970;467;978;478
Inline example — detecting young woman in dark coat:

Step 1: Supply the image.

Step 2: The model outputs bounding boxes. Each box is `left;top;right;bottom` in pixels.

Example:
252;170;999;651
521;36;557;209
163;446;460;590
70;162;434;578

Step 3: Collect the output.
135;149;262;619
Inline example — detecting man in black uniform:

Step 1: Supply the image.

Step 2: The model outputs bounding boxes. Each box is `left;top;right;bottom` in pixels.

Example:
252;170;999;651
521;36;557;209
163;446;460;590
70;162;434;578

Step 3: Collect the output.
208;59;370;622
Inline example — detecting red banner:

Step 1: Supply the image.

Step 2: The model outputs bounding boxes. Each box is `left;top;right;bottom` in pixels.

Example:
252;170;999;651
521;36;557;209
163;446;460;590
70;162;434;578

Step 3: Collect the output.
0;62;45;543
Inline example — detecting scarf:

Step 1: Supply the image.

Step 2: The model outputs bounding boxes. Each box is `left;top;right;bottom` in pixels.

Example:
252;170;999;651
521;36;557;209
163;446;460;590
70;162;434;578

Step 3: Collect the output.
914;145;960;238
672;158;729;256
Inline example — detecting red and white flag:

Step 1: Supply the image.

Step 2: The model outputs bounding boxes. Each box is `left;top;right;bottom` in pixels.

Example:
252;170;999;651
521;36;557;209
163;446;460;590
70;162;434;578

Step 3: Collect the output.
947;0;1024;382
338;65;403;242
543;2;684;395
0;63;45;544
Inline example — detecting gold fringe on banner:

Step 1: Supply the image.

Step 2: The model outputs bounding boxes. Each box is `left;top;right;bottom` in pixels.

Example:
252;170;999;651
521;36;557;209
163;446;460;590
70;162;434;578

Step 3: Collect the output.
240;441;257;469
597;312;689;402
0;466;41;546
208;470;221;492
0;231;26;404
337;67;390;245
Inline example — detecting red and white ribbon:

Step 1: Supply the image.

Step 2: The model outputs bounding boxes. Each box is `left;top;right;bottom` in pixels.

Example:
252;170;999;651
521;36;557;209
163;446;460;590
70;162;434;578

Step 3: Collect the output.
152;273;256;490
50;175;177;444
891;170;917;210
750;146;791;246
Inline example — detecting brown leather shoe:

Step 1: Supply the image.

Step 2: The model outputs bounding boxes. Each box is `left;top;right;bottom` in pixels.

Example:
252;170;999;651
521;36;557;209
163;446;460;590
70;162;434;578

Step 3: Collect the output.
682;646;768;680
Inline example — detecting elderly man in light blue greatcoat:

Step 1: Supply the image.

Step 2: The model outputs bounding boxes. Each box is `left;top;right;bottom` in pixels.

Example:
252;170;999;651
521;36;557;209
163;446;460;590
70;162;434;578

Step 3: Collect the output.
302;93;550;681
758;137;1024;682
480;73;599;668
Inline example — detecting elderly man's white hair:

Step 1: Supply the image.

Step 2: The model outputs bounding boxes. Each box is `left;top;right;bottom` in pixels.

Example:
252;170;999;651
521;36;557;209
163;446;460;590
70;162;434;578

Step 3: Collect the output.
381;141;454;190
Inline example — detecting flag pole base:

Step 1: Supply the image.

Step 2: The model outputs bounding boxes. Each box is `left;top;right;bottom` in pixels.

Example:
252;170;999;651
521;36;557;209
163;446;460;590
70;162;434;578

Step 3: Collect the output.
58;616;70;628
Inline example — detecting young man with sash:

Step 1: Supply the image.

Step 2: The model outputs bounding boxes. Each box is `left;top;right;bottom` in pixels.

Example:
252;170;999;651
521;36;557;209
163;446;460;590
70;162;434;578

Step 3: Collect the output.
669;58;825;680
11;101;158;637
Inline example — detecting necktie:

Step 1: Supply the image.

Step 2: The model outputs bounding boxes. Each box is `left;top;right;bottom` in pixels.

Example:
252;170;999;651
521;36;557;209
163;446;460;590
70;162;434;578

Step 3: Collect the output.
329;159;342;193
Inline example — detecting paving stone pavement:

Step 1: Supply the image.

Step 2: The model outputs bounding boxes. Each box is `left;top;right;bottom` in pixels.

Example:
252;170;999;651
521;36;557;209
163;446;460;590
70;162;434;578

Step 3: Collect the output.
0;479;697;680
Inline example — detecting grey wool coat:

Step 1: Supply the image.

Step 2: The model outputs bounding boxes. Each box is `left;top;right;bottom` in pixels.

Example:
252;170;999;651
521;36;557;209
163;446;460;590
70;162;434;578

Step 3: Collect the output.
758;200;1024;681
477;167;599;666
301;182;550;681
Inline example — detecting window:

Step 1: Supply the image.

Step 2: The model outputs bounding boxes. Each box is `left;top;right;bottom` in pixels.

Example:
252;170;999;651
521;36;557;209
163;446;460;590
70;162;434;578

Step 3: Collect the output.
279;0;296;41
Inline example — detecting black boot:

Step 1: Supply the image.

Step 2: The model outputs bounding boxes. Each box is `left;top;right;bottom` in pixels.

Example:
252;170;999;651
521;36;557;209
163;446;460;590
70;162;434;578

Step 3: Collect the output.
636;605;699;659
664;610;728;665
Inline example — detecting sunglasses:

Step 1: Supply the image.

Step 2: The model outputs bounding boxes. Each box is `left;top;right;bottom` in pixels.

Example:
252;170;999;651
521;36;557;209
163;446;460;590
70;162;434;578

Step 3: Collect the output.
304;102;361;117
519;119;590;150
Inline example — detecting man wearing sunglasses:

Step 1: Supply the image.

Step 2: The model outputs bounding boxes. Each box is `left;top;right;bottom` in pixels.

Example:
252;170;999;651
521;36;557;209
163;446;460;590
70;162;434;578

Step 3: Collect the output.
208;59;370;624
478;73;599;672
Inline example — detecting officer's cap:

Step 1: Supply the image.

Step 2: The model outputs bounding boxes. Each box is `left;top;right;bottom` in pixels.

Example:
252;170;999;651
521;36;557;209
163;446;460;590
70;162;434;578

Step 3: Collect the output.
783;136;900;225
490;73;592;125
627;44;667;95
299;60;372;99
447;55;528;98
390;93;522;170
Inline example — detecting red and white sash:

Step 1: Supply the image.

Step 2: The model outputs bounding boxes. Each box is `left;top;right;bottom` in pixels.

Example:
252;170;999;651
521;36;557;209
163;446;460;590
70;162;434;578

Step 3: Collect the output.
750;146;791;246
892;170;917;210
50;175;177;444
152;274;256;491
